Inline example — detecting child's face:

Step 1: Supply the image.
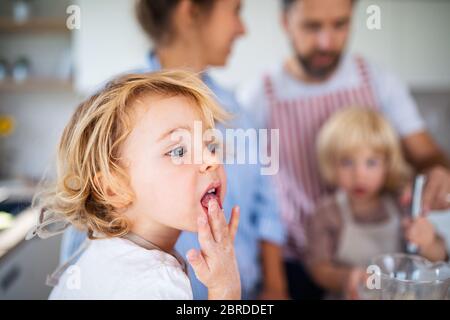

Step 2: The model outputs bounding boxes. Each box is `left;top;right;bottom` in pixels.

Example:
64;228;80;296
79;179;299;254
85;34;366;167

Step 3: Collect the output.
121;94;226;233
334;147;387;200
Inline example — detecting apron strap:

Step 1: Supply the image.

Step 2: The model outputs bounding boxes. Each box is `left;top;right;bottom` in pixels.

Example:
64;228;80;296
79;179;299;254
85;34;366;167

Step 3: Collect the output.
263;74;278;107
46;232;189;287
336;190;354;225
355;55;371;88
122;233;188;275
355;54;379;109
46;237;91;287
382;195;400;221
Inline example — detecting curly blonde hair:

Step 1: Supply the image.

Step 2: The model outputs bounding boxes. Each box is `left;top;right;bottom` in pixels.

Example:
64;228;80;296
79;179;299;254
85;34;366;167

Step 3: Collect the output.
35;71;229;239
317;107;412;192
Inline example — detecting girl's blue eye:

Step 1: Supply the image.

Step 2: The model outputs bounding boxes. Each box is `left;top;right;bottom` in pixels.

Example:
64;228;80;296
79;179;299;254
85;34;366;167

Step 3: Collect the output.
367;158;379;167
167;146;186;158
340;158;353;167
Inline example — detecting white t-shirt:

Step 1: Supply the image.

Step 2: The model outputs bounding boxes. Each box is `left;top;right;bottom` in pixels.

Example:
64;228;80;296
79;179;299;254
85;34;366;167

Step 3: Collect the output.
238;54;425;137
49;237;193;300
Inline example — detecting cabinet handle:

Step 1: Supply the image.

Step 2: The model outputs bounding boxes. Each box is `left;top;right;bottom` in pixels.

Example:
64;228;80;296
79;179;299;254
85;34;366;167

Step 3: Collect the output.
1;265;21;292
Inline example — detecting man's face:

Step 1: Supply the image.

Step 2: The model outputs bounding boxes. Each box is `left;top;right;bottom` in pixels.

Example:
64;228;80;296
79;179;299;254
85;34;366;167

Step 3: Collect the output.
283;0;353;80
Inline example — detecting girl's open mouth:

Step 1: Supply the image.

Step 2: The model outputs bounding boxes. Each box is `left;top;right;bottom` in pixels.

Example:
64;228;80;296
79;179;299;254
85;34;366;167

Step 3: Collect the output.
200;182;222;213
352;187;367;196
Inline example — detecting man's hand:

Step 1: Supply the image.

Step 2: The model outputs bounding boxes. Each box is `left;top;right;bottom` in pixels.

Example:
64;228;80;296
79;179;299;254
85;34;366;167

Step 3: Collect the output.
401;131;450;213
186;199;241;300
401;166;450;213
403;216;448;262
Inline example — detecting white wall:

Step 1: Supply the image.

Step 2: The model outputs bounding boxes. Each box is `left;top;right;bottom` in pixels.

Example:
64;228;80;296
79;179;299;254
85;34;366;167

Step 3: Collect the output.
213;0;450;91
73;0;150;92
349;0;450;91
72;0;450;92
209;0;290;90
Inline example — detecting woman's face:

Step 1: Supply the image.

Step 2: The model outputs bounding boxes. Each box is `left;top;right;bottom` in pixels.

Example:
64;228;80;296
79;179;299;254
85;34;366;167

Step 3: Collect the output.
121;94;226;233
197;0;246;66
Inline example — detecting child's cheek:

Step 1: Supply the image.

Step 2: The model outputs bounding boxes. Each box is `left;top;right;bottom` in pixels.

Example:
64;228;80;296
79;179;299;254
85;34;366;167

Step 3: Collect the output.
335;169;351;189
370;167;387;191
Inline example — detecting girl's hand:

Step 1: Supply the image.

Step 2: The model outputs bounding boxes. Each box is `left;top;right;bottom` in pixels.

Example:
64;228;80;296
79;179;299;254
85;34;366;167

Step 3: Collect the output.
403;216;436;250
186;199;241;300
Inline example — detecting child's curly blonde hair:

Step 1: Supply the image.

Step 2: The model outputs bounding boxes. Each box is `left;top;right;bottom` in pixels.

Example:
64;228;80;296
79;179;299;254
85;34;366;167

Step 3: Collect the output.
35;71;229;239
317;107;412;191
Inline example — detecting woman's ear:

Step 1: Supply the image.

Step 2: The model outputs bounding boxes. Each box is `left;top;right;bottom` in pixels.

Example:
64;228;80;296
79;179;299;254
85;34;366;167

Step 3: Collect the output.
172;0;196;37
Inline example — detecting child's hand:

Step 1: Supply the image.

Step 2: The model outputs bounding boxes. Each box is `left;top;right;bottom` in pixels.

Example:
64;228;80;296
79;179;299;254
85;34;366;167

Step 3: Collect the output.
403;216;437;250
186;199;241;300
345;267;367;300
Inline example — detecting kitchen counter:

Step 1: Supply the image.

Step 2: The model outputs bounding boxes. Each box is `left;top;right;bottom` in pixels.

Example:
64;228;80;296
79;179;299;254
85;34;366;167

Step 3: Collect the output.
0;206;62;299
0;207;38;260
0;179;62;299
0;179;39;259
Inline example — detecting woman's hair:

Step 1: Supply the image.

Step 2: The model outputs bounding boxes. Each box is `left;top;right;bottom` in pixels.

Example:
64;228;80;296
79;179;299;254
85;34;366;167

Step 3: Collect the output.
281;0;357;11
35;70;229;240
135;0;215;45
317;107;412;191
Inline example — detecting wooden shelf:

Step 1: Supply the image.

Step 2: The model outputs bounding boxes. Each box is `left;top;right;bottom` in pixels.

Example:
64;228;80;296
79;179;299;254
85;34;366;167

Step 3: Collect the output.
0;78;73;92
0;17;70;33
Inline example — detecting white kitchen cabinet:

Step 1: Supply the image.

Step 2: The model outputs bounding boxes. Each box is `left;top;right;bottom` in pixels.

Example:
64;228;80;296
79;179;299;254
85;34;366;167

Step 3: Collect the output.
0;235;61;300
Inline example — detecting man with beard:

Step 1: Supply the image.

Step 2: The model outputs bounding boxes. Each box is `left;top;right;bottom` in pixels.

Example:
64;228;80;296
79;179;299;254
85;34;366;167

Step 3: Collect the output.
240;0;450;299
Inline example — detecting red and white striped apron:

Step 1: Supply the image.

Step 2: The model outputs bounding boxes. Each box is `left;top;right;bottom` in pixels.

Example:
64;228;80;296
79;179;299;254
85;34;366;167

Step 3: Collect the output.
265;55;380;260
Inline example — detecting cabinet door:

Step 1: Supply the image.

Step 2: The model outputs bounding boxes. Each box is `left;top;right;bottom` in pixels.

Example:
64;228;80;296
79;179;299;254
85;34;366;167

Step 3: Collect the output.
0;235;61;300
